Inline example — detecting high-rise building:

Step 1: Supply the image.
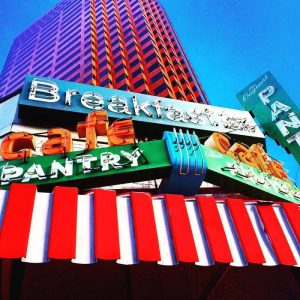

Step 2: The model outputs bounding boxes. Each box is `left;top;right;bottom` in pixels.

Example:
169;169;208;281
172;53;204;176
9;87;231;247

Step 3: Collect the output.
0;0;208;104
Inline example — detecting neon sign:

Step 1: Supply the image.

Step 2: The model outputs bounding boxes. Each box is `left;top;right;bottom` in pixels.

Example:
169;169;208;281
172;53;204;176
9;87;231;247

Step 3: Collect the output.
204;132;289;182
237;71;300;164
203;145;300;203
0;130;299;203
18;75;264;143
0;111;135;161
161;130;300;203
0;140;171;189
0;110;171;190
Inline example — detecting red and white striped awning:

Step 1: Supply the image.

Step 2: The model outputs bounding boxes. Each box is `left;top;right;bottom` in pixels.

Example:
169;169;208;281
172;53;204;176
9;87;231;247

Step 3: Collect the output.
0;184;300;267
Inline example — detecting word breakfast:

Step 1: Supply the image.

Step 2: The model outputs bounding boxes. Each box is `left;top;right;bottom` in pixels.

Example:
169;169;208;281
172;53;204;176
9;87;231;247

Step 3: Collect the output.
28;77;258;134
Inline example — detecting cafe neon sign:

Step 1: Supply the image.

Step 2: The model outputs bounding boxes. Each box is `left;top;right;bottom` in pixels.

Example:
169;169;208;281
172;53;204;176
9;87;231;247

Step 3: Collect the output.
0;110;141;184
0;109;174;189
204;132;290;182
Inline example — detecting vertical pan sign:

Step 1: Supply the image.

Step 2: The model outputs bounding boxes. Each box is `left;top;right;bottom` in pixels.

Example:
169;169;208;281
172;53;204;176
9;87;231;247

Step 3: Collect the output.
237;71;300;164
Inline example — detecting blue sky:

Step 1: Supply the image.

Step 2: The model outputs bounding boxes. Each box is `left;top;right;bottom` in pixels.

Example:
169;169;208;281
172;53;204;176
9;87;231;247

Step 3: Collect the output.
0;0;299;184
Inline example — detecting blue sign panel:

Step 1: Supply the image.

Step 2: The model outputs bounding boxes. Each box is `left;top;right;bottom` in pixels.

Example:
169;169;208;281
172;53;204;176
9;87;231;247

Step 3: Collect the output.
0;95;19;136
18;75;264;143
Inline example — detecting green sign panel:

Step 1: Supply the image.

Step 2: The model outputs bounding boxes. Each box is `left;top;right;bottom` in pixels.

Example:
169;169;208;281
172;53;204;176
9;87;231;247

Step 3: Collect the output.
162;130;300;202
202;145;300;203
237;71;300;164
0;141;172;190
1;128;299;203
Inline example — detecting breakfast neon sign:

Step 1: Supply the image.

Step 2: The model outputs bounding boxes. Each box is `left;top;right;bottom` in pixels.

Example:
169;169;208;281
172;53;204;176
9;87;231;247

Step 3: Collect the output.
18;75;265;143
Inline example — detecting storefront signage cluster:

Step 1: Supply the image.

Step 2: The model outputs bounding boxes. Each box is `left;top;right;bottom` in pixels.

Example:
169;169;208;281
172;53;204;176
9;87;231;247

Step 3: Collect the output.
1;127;299;202
162;130;300;203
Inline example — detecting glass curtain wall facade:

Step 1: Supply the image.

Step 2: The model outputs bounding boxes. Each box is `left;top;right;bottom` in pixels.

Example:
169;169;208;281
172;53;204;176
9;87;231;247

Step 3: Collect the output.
0;0;208;104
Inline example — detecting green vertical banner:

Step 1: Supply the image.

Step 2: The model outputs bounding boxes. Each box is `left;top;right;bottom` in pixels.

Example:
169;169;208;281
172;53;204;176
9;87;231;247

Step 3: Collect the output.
237;71;300;164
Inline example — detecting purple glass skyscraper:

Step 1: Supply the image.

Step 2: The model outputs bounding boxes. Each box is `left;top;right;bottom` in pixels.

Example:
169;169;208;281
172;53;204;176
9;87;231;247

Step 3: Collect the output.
0;0;208;104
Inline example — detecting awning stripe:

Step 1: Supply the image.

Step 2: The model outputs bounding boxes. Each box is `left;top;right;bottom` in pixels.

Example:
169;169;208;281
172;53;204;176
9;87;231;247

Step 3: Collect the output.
273;205;300;266
281;203;300;243
0;184;36;258
116;195;137;265
245;203;278;266
196;196;233;263
0;190;8;229
216;202;246;266
72;194;95;264
22;192;52;263
256;205;296;266
93;189;120;260
131;192;161;262
165;194;198;262
152;197;176;266
226;199;265;264
185;200;213;266
1;184;300;267
48;186;78;259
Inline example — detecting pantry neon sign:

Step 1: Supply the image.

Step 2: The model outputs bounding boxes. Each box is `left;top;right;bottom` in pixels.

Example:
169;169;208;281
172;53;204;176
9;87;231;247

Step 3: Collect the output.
0;108;174;190
0;139;171;189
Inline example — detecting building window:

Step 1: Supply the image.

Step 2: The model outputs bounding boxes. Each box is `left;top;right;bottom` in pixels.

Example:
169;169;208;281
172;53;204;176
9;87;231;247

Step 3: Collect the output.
115;64;124;73
154;83;167;94
176;92;183;99
100;78;110;86
126;41;136;50
84;74;93;83
99;51;107;59
54;58;78;77
112;46;121;55
118;84;128;90
113;55;123;64
125;34;134;42
56;49;80;69
138;29;148;39
150;72;163;83
99;69;110;77
99;61;107;68
69;73;80;82
140;36;151;46
116;73;126;83
84;56;92;64
142;44;153;54
128;50;137;59
60;65;81;80
134;78;145;88
145;52;156;63
130;59;139;68
84;65;91;73
132;68;142;77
